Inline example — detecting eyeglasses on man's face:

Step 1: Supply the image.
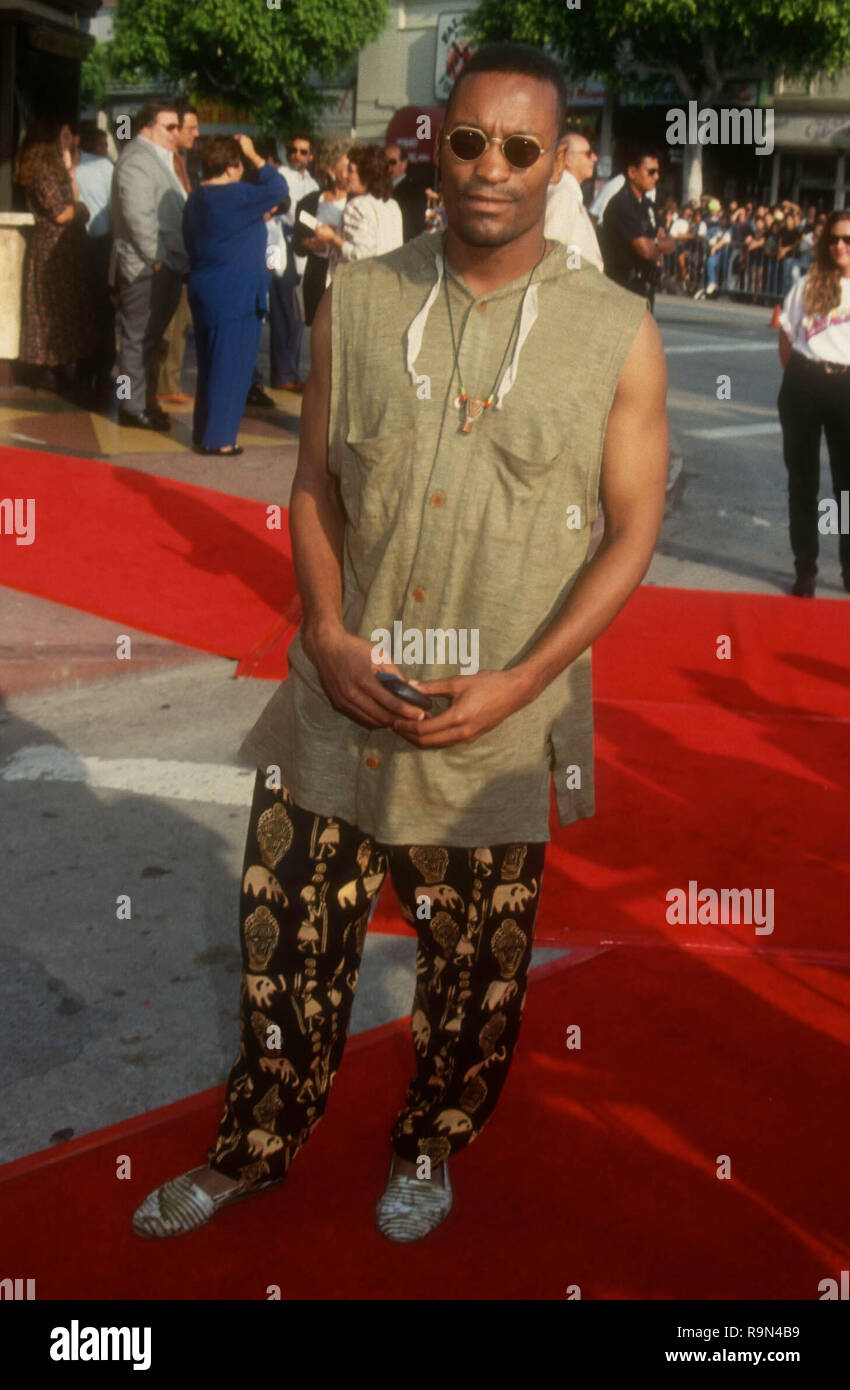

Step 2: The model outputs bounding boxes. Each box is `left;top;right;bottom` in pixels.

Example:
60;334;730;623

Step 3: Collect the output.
288;145;310;157
446;125;558;170
158;121;179;132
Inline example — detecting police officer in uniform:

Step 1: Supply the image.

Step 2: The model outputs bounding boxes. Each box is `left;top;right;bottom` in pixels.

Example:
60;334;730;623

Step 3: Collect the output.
598;143;674;311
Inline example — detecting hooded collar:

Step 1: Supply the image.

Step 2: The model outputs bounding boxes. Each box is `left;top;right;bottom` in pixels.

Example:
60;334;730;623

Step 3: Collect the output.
405;232;574;408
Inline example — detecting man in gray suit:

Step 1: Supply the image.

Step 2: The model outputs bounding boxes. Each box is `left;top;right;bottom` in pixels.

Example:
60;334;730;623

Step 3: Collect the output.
112;102;189;430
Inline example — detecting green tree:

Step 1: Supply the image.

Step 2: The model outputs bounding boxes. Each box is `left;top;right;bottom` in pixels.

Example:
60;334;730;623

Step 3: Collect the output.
81;41;113;110
107;0;389;130
468;0;850;197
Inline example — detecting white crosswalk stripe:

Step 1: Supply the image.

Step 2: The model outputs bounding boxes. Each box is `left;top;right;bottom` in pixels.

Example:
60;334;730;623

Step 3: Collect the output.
664;343;775;354
682;423;782;439
1;745;256;804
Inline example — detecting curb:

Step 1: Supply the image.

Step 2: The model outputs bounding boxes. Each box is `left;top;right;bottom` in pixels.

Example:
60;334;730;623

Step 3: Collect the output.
666;425;685;511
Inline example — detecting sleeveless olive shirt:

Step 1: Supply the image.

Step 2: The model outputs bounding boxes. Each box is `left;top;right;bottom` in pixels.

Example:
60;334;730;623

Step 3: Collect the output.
240;231;646;844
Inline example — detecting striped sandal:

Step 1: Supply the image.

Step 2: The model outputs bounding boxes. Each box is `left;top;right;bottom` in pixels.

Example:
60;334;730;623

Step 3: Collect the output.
131;1167;259;1239
375;1156;452;1242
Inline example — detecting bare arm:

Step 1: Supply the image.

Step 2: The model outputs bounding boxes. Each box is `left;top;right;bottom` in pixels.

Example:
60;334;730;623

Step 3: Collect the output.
293;287;425;728
630;235;660;263
290;289;343;653
510;311;668;698
395;312;669;746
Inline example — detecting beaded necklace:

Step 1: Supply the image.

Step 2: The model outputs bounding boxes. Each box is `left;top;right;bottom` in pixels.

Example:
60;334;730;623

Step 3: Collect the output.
444;240;547;433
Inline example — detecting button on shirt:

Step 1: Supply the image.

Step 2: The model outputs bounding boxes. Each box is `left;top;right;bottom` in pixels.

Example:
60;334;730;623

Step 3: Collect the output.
240;233;646;845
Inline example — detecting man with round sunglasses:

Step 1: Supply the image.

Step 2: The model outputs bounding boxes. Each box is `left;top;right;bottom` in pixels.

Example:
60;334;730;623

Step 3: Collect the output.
132;43;668;1250
598;142;675;311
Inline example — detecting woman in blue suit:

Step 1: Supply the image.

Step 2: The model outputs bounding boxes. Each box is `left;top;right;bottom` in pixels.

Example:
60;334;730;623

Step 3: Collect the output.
183;134;288;455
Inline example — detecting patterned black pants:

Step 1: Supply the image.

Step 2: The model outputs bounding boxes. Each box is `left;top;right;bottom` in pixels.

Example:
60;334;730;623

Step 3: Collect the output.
207;772;546;1189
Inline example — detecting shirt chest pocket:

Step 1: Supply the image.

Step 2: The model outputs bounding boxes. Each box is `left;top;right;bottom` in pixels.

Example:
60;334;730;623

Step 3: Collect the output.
456;427;596;543
340;426;418;525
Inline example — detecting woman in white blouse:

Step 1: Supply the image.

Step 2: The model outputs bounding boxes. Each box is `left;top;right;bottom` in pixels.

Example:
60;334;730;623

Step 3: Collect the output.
315;145;402;280
777;209;850;596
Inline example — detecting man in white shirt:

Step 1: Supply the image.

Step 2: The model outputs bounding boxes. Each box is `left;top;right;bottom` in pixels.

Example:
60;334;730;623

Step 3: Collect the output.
544;132;603;271
268;133;318;390
74;129;114;238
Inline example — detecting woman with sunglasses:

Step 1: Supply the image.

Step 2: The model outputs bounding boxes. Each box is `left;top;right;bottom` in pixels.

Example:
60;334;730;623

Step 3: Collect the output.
777;208;850;596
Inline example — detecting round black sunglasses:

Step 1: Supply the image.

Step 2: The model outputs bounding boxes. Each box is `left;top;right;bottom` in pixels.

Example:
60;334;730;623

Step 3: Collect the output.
446;125;558;170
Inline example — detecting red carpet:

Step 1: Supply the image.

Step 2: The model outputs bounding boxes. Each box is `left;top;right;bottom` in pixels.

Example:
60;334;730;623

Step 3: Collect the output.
4;448;849;956
2;446;849;705
2;447;848;1296
0;447;294;661
0;950;846;1300
367;694;850;958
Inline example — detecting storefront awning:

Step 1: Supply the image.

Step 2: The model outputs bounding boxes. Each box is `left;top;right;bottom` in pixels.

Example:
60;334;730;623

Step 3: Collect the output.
385;106;444;164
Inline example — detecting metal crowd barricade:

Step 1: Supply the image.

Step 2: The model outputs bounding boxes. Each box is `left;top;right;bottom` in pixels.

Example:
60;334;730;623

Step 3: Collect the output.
717;247;785;303
658;240;793;305
657;234;709;297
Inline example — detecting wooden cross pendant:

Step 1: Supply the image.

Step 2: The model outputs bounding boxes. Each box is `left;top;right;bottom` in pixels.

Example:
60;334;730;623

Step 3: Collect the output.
457;395;486;434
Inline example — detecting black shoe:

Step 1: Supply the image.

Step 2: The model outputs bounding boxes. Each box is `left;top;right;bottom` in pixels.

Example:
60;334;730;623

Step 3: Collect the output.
192;444;244;456
117;406;172;431
146;402;173;427
246;384;275;408
791;573;816;598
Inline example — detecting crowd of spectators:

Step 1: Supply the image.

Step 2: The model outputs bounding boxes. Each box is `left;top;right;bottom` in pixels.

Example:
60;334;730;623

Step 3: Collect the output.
658;195;828;303
11;109;427;435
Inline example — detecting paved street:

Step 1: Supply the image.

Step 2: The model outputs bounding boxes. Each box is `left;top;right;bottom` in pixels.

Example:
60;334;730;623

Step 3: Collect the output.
652;296;846;598
0;296;844;1165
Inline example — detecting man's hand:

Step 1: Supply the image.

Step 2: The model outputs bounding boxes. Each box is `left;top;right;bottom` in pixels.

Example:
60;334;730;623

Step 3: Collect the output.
392;669;532;748
306;625;427;729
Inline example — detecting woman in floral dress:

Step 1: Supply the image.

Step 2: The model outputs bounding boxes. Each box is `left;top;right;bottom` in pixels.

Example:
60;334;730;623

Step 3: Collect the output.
14;120;94;389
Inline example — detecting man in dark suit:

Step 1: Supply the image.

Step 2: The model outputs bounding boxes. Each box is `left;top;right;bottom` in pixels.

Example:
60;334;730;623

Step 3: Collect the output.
386;144;427;242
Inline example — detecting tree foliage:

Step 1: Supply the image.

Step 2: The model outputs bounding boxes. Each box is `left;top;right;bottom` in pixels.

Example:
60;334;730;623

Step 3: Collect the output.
81;41;112;109
468;0;850;104
107;0;390;129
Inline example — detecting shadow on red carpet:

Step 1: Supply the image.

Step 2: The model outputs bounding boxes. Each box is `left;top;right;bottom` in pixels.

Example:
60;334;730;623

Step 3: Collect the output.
0;951;847;1299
